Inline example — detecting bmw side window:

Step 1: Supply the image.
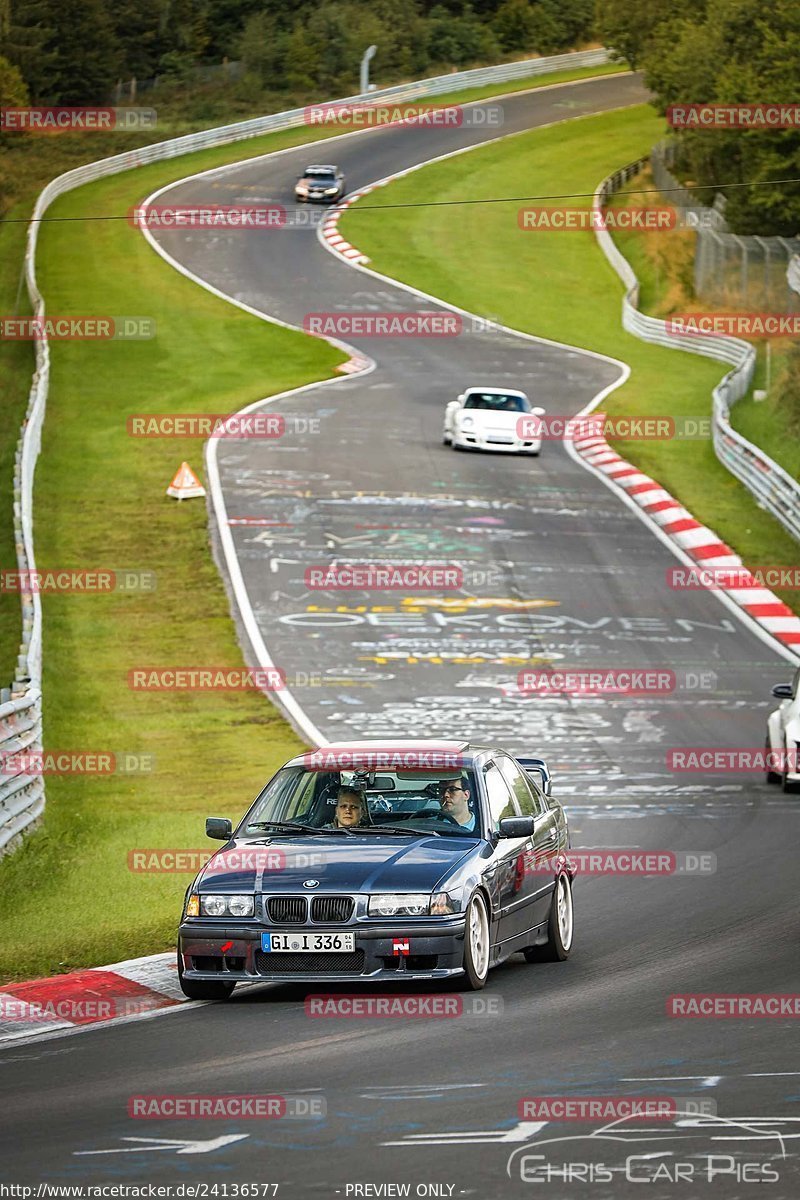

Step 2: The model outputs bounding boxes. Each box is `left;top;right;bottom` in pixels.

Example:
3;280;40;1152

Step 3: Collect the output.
483;762;518;831
284;771;316;821
497;755;544;817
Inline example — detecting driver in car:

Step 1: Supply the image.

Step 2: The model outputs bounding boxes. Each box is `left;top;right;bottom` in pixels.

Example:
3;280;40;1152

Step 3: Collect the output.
439;778;477;831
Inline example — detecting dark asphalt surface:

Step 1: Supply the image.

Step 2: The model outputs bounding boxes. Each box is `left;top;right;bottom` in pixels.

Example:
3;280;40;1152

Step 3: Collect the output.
3;74;799;1198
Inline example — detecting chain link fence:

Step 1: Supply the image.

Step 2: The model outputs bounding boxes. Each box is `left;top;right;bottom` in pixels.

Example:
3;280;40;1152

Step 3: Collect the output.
651;141;800;312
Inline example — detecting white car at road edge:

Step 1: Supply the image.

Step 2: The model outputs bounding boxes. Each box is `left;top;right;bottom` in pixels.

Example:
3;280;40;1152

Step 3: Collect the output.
766;666;800;792
443;386;544;454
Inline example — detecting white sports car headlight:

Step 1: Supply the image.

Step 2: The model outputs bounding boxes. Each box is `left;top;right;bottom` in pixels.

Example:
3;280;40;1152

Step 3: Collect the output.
460;416;475;430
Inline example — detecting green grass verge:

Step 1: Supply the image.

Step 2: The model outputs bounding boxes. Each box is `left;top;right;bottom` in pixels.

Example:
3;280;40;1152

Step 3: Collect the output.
0;144;349;983
340;104;800;611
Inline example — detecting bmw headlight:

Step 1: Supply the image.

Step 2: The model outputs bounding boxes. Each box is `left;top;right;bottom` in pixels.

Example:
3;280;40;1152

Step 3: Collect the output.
324;187;339;195
369;893;446;917
198;894;254;917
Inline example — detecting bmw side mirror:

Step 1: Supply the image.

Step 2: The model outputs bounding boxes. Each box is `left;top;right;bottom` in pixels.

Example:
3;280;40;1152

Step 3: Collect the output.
772;684;793;699
498;816;536;838
206;817;232;841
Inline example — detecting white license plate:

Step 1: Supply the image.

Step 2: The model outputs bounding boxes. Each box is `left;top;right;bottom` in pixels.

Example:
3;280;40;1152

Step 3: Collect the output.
262;931;355;953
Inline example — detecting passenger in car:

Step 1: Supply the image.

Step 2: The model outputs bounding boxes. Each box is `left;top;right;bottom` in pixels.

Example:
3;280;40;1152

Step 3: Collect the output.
324;786;368;829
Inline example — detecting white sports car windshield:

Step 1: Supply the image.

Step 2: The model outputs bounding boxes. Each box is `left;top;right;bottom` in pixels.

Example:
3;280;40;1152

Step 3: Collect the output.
464;393;529;412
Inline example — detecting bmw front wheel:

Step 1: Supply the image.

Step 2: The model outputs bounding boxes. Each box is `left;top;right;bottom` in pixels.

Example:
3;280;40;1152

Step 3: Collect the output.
458;892;490;990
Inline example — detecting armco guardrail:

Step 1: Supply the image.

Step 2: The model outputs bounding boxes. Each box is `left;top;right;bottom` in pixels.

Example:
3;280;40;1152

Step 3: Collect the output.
0;690;44;855
594;158;800;544
4;47;612;854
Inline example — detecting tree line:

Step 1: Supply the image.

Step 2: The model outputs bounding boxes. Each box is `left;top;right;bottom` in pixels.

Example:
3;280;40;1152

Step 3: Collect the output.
598;0;800;236
0;0;593;104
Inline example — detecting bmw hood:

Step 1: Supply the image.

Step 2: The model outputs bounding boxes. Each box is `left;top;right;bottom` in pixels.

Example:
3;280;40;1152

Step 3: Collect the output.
196;834;476;893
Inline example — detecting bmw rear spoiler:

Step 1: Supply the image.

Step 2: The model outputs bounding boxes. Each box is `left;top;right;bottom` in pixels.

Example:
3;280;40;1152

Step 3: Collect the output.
517;756;552;796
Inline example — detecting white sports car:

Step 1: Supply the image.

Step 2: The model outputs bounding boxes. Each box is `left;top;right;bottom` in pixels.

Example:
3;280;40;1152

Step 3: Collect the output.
766;666;800;792
443;387;544;454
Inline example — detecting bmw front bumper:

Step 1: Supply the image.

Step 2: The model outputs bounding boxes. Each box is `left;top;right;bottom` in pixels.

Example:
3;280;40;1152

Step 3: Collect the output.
178;916;468;983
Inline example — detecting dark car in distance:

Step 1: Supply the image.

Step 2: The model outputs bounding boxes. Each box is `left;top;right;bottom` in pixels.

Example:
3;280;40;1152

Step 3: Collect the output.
294;164;345;203
178;740;574;998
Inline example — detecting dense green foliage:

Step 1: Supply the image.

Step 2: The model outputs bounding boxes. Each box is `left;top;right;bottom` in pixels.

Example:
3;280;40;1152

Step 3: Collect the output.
2;0;595;103
597;0;800;234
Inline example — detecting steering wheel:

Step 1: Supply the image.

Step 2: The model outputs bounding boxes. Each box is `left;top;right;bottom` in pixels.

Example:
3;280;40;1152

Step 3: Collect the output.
437;812;460;826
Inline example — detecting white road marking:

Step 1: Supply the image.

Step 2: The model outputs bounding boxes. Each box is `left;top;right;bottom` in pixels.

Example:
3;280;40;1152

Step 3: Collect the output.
382;1120;547;1146
75;1135;249;1156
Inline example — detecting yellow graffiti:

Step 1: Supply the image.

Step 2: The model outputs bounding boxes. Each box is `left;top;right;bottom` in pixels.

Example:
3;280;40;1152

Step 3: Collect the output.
399;597;559;610
304;599;559;615
358;655;558;666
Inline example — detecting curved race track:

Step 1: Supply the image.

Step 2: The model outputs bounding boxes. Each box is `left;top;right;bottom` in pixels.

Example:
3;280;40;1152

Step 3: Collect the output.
3;73;799;1198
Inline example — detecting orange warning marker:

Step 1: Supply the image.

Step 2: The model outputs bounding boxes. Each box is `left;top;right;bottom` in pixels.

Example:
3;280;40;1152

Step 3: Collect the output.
166;461;206;501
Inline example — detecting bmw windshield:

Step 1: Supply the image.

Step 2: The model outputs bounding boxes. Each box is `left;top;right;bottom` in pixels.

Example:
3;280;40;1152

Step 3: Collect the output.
242;766;483;838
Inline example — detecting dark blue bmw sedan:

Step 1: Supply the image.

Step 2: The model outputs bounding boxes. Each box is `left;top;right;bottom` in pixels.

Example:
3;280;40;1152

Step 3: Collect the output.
178;740;574;997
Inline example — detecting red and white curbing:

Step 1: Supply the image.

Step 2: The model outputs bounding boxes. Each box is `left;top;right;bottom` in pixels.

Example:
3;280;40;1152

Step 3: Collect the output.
572;432;800;648
337;351;371;375
324;194;376;376
0;952;184;1043
321;190;376;264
